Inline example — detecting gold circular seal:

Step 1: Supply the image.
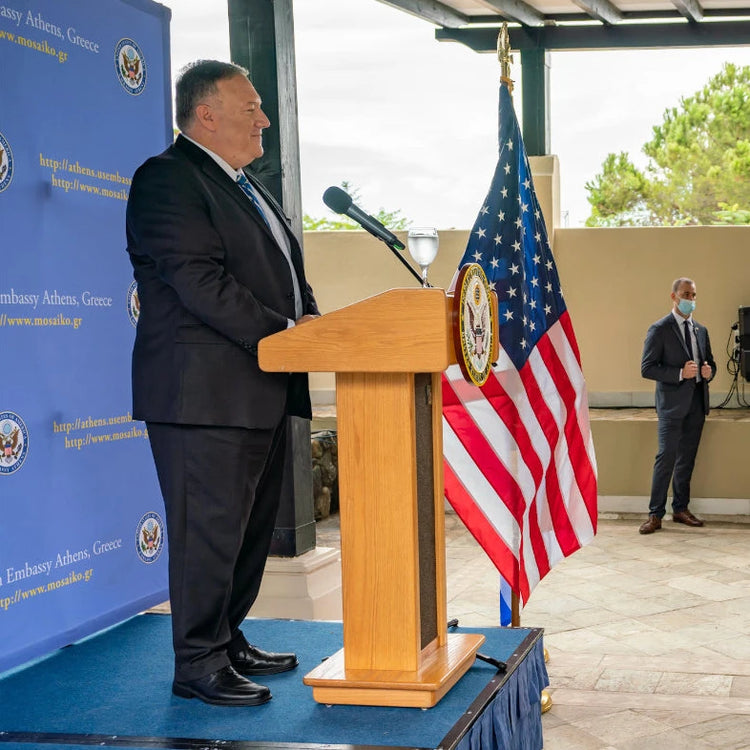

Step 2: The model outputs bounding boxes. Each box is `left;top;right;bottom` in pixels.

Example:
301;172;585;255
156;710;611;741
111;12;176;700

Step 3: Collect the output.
452;263;494;386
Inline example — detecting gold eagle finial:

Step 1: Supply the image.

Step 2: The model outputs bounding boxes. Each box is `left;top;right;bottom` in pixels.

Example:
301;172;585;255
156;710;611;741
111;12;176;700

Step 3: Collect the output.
497;23;513;93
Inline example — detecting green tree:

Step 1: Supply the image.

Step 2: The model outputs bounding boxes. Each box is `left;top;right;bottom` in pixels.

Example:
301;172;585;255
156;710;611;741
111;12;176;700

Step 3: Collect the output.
303;181;411;231
586;63;750;227
584;152;650;227
714;202;750;225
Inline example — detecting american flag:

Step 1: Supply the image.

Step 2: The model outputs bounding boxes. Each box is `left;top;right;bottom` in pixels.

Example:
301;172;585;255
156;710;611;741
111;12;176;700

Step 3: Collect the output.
442;82;598;604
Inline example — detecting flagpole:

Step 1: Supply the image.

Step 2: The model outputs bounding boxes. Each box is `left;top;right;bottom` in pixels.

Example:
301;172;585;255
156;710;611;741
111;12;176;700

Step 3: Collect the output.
497;23;524;630
497;22;551;712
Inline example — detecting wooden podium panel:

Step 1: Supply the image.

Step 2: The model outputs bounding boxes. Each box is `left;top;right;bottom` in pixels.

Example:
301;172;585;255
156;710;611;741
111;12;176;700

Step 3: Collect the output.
258;288;454;373
337;371;422;671
303;632;485;708
259;289;484;707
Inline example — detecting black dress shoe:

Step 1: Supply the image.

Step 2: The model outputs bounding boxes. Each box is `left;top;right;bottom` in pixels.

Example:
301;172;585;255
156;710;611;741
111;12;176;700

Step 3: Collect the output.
230;644;298;676
172;665;271;706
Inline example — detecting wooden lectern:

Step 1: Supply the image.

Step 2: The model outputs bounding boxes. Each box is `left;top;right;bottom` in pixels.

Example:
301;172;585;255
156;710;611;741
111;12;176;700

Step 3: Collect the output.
258;288;485;708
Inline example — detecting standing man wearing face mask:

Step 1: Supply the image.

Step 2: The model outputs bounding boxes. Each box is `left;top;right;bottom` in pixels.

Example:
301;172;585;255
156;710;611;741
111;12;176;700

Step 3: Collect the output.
639;278;716;535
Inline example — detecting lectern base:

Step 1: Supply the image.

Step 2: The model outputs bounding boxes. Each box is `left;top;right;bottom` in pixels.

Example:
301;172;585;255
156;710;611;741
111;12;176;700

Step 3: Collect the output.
303;632;485;708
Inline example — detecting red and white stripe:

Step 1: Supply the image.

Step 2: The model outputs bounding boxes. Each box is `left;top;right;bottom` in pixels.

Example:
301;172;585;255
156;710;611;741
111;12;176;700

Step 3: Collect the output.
442;312;597;603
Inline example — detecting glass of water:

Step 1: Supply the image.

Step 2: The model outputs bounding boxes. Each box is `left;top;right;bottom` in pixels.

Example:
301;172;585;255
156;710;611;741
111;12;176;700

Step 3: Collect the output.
407;227;439;287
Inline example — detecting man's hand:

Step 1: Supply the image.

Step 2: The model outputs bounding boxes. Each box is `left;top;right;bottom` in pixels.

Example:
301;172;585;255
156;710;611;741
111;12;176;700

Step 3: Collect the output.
682;360;698;379
296;314;319;326
700;361;712;380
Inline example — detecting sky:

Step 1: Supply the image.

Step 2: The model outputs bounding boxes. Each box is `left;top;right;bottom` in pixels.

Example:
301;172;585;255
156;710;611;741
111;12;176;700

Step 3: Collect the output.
159;0;750;229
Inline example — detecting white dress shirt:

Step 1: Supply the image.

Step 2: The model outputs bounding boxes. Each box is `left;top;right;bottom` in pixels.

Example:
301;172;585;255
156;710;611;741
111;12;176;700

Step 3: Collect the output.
672;309;700;381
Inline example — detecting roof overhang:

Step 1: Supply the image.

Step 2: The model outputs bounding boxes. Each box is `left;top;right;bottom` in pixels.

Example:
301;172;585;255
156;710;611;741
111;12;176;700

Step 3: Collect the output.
376;0;750;50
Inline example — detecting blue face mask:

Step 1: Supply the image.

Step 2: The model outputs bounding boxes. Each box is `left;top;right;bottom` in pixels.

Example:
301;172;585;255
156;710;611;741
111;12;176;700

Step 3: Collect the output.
677;298;696;316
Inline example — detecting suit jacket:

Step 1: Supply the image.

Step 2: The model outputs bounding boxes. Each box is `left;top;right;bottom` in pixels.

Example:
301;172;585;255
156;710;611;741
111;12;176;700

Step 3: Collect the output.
126;135;319;429
641;313;716;418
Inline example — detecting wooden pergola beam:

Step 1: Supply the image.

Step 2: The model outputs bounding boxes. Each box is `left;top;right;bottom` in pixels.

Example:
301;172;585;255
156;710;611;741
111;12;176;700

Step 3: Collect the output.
671;0;705;22
479;0;545;26
435;20;750;50
375;0;468;28
571;0;624;24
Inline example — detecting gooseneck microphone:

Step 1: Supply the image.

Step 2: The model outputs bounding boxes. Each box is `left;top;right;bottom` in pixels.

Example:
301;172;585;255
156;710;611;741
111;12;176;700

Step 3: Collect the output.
322;186;424;286
323;186;406;251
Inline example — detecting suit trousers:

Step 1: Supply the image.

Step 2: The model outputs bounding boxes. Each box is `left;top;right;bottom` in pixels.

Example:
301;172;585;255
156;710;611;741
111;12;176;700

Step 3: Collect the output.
648;385;705;518
146;418;287;682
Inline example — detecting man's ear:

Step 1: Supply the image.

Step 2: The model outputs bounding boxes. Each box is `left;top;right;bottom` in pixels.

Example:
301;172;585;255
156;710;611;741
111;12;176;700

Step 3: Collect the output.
194;103;216;132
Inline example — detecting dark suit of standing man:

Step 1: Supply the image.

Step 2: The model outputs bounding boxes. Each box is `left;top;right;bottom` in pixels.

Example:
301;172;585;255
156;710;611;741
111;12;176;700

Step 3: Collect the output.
639;278;715;535
126;60;319;706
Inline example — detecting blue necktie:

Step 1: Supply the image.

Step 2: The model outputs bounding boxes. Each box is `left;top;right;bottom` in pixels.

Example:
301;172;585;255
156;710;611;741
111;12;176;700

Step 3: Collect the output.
236;173;270;228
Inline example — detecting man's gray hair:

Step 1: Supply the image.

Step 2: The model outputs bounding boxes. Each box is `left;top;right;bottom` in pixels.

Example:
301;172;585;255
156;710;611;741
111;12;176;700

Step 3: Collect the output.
175;60;249;131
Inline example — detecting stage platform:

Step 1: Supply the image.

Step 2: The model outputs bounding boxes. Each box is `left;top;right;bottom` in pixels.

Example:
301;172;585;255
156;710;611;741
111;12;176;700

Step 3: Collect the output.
0;615;546;750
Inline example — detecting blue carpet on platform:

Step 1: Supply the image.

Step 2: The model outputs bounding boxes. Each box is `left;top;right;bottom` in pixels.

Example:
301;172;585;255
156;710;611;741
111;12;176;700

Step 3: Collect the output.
0;615;545;748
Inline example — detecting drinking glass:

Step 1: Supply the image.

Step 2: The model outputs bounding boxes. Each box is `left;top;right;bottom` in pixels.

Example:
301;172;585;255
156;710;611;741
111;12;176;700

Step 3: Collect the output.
407;227;439;287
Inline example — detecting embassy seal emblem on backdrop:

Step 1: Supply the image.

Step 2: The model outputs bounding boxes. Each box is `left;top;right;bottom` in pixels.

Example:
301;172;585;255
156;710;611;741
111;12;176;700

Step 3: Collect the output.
0;412;29;475
0;131;14;193
115;38;146;96
127;281;140;327
136;511;164;563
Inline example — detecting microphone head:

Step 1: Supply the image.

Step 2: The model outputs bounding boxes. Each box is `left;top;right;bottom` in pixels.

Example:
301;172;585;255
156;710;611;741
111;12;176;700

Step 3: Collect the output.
323;186;352;214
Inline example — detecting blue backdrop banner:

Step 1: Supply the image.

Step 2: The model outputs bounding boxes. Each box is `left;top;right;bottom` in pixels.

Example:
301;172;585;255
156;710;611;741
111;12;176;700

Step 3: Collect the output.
0;0;172;672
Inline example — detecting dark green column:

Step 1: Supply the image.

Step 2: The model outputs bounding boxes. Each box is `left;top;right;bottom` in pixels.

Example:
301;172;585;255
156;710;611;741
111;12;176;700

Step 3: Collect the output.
520;48;550;157
228;0;315;557
228;0;303;236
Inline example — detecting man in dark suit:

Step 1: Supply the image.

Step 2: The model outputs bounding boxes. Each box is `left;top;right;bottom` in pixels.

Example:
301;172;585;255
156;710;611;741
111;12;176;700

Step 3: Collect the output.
126;60;319;706
639;278;715;535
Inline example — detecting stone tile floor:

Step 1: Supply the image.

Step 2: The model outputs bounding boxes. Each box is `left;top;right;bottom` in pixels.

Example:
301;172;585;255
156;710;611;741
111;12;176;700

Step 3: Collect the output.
317;512;750;749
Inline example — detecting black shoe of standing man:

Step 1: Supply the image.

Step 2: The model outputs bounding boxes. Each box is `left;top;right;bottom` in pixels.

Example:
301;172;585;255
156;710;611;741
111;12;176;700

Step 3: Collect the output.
172;665;271;706
230;644;299;676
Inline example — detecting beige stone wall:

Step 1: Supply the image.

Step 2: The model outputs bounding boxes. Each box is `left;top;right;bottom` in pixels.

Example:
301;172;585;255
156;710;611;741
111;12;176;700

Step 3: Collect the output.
300;225;750;503
591;410;750;501
555;226;750;407
298;153;750;504
303;225;750;407
302;228;469;402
